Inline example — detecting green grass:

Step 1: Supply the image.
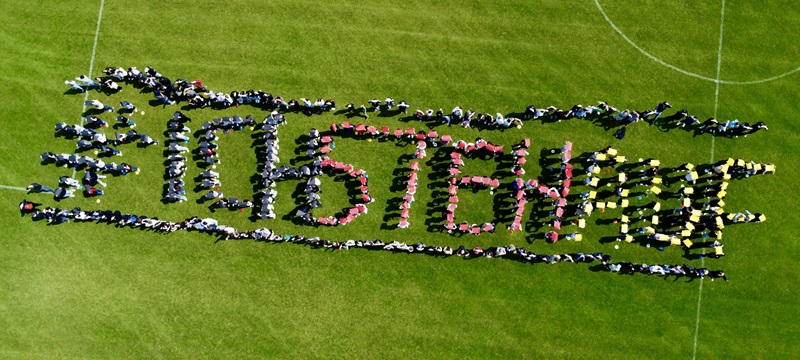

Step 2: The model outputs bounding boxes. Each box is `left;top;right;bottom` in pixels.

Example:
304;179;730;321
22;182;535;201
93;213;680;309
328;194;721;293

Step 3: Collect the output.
1;0;799;358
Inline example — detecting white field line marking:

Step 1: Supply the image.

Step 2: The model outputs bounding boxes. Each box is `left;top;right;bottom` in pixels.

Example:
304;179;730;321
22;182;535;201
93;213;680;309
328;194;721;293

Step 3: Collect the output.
72;0;106;179
593;0;799;85
694;2;725;359
0;185;27;191
713;0;726;114
692;274;705;359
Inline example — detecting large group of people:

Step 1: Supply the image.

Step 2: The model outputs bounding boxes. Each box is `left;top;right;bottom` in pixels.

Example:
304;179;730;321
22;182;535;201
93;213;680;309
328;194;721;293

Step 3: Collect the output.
305;117;775;263
306;112;774;255
56;112;157;152
252;112;286;219
162;112;194;202
332;97;770;139
32;66;781;283
441;145;504;235
40;152;138;177
414;106;523;129
71;65;771;145
606;261;728;281
346;98;770;139
87;66;340;117
301;157;372;226
560;147;776;259
537;142;574;239
52;71;159;202
397;161;420;229
177;111;261;207
27;173;112;201
524;101;769;138
334;98;769;138
444;137;521;233
17;200;727;280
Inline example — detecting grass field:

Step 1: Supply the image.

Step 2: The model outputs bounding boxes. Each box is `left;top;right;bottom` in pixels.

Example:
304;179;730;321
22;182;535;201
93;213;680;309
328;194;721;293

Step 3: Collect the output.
1;0;799;358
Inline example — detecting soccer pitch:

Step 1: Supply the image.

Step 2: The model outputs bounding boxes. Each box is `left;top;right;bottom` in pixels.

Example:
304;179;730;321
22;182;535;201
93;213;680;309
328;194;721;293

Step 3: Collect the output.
1;0;799;358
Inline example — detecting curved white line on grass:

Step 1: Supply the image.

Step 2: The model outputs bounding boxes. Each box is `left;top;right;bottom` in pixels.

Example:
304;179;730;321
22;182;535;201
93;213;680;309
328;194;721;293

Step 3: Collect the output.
0;185;27;191
720;67;800;85
594;0;800;85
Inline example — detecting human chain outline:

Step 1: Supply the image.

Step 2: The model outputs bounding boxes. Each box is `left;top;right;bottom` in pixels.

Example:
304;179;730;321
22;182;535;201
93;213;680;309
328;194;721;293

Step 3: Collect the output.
18;66;779;281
